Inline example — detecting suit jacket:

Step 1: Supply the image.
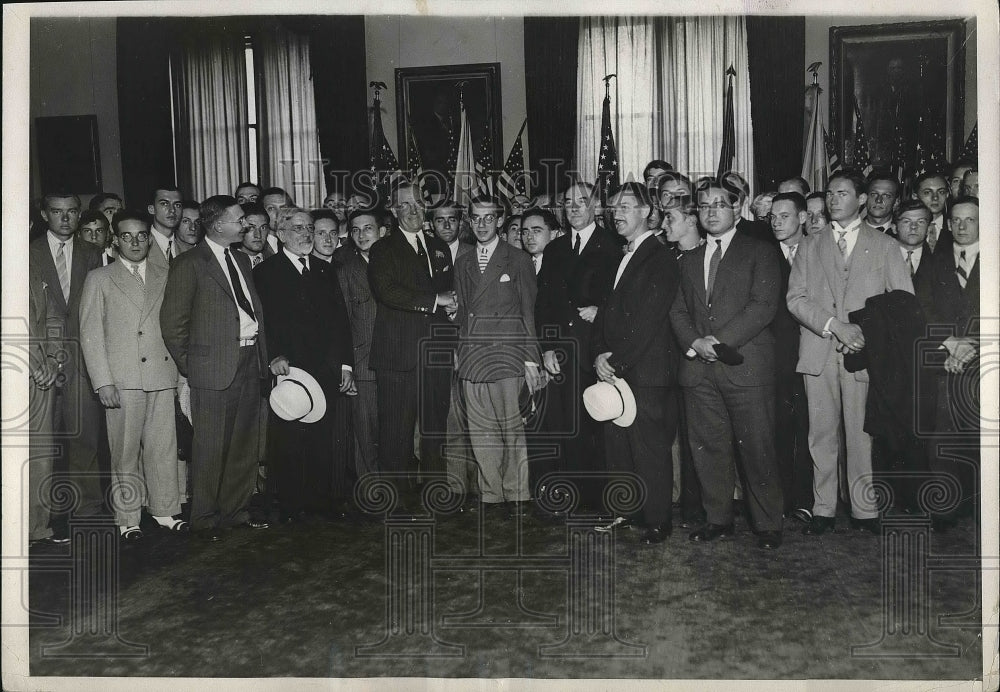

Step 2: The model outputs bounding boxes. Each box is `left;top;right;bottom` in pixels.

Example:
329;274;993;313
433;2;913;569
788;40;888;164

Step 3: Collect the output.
79;260;178;392
771;246;801;376
669;231;781;387
367;229;454;372
454;241;540;382
786;221;913;381
333;245;377;380
738;217;775;245
253;251;353;383
159;240;268;390
535;225;622;366
924;243;980;343
592;237;680;387
147;230;174;272
28;234;103;344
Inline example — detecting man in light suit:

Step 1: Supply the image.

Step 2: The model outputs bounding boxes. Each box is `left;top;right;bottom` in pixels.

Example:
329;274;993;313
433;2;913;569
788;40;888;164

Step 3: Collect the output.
669;177;785;549
454;194;541;517
147;185;183;270
368;181;456;481
160;195;270;540
592;184;680;544
28;192;106;525
80;211;186;539
787;170;913;536
335;210;387;478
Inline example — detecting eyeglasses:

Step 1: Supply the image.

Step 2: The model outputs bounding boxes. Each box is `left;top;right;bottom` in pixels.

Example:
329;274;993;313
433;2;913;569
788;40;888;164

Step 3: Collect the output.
471;214;498;226
289;224;315;237
117;231;150;244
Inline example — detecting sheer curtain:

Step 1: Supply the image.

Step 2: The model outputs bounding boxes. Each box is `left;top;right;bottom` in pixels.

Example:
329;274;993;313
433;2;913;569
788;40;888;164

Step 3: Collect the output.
173;31;249;202
257;23;324;208
576;16;756;200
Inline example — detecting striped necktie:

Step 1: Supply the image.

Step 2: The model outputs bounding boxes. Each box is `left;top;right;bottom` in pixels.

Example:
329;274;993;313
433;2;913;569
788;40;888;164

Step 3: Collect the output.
927;222;938;252
956;250;968;289
131;264;144;290
55;242;70;302
478;246;489;273
166;240;173;265
837;230;848;258
906;250;915;276
787;244;797;265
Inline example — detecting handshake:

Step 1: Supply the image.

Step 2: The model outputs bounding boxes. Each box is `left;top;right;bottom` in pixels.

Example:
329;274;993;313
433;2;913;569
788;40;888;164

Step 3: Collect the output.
437;291;459;317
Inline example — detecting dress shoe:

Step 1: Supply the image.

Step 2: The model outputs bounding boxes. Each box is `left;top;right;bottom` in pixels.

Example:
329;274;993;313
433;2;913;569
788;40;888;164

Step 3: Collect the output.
849;517;881;534
789;508;812;524
507;500;531;518
595;516;632;533
688;523;735;542
639;524;672;544
757;531;782;549
802;515;835;536
678;513;706;530
30;534;71;547
243;518;270;530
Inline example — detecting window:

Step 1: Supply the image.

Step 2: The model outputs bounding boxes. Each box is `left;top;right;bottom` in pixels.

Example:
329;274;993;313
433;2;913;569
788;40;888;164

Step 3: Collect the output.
245;35;259;184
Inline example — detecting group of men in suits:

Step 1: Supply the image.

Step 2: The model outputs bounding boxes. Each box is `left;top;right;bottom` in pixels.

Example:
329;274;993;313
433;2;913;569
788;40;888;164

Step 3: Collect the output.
25;156;982;550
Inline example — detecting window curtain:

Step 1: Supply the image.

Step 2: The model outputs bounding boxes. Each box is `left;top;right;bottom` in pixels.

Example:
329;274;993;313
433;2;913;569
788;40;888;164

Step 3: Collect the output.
172;29;249;202
256;22;324;208
576;16;756;201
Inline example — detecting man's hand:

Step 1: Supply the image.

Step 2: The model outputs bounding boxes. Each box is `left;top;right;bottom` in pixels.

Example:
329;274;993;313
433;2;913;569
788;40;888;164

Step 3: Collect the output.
436;291;458;311
525;363;542;393
542;350;561;376
830;320;865;353
270;355;290;376
691;336;720;362
97;384;121;409
31;361;57;390
594;351;616;382
577;305;598;323
943;336;977;366
339;368;355;393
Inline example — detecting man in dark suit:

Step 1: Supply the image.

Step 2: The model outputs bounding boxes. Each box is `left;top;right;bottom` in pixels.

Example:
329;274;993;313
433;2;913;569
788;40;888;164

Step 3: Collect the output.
924;197;980;521
28;192;106;525
535;181;622;510
334;209;387;479
787;171;913;536
236;203;276;269
865;172;900;237
454;194;542;517
254;207;354;522
912;171;952;254
768;192;814;523
592;183;681;544
669;177;785;549
160;195;270;539
895;200;935;297
78;210;116;265
368;181;456;483
713;172;774;245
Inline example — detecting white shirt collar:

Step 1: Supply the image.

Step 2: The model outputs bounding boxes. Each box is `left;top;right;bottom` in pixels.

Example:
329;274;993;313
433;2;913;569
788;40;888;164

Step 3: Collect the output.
954;241;979;261
283;246;309;272
625;230;655;253
709;225;739;251
47;231;73;251
831;217;862;234
571;221;597;250
478;235;500;255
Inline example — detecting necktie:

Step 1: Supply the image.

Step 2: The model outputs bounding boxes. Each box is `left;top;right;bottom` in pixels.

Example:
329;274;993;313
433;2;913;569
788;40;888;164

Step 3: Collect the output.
224;249;256;321
299;256;310;276
107;253;115;265
706;239;722;304
787;244;797;265
956;250;968;289
927;222;938;252
875;226;885;234
414;234;430;275
837;230;848;258
251;254;262;268
478;247;489;273
573;233;581;255
906;250;915;276
166;240;173;265
131;264;144;290
625;241;635;254
56;242;70;302
532;255;539;273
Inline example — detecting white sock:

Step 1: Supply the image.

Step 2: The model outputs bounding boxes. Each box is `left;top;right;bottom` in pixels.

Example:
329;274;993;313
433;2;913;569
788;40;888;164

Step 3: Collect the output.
152;515;181;528
119;525;140;535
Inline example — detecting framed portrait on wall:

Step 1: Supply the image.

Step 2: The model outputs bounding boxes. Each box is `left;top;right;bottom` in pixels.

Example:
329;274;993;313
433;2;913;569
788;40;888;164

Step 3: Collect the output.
395;62;503;195
35;114;103;194
830;20;966;170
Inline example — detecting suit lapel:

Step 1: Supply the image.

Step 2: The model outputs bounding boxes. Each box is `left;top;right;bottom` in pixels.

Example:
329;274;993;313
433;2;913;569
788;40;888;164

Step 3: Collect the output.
709;233;745;305
143;263;167;321
200;242;234;297
688;243;708;306
69;242;91;305
474;242;506;303
849;224;876;276
614;237;655;292
111;259;145;310
817;224;842;292
36;242;69;315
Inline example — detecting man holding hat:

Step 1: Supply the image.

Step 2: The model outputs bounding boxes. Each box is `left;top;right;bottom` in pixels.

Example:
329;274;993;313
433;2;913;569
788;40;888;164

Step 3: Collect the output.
254;208;354;523
590;183;681;544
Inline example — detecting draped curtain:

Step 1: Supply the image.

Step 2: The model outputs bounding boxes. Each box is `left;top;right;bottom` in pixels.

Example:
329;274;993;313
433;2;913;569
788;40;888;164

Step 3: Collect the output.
576;16;756;200
173;30;249;202
256;22;324;208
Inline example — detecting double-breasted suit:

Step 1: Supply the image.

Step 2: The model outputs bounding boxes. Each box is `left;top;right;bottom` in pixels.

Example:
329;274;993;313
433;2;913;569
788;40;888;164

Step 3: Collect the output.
592;235;680;528
28;234;106;518
160;239;268;532
80;259;181;526
786;221;913;520
454;240;540;503
669;230;784;531
368;229;454;475
255;250;354;514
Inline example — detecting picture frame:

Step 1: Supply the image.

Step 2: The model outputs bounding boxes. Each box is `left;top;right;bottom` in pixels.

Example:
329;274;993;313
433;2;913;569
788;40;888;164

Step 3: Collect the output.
395;62;503;192
35;114;103;194
829;20;966;170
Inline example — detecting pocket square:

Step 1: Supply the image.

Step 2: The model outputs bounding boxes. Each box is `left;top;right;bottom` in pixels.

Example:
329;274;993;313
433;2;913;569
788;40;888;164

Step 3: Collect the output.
499;273;511;282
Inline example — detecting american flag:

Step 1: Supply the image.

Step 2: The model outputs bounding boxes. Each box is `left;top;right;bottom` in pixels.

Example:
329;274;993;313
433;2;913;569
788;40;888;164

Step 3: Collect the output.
597;91;620;199
498;119;529;204
451;99;481;208
851;96;873;176
405;116;426;197
824;126;841;174
890;115;908;185
369;89;401;193
914;108;946;176
959;123;978;161
473;122;494;198
715;65;737;180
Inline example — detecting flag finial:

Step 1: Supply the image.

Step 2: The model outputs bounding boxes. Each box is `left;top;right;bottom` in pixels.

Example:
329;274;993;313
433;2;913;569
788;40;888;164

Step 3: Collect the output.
725;64;736;79
807;62;822;86
369;81;387;102
602;73;616;98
